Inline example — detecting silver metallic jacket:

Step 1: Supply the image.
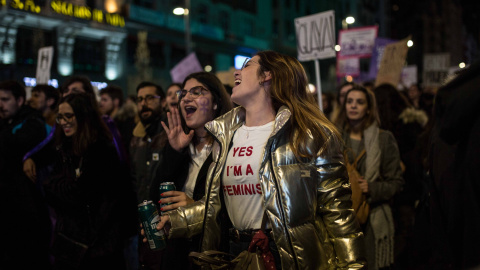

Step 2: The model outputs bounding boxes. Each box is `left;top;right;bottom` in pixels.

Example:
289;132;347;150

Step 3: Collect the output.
168;106;366;269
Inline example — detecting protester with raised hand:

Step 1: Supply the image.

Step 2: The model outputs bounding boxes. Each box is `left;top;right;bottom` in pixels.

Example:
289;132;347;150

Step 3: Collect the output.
151;72;232;269
149;51;366;269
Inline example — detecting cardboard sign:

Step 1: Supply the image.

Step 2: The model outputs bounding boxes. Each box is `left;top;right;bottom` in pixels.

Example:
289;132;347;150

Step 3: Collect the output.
36;46;54;85
294;10;336;61
170;52;203;83
375;36;410;87
338;26;378;59
216;67;236;88
367;37;396;80
423;53;450;87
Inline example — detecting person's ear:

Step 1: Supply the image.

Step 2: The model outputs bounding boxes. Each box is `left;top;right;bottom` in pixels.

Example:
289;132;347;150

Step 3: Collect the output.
46;98;55;108
263;71;272;82
114;98;120;108
17;96;24;107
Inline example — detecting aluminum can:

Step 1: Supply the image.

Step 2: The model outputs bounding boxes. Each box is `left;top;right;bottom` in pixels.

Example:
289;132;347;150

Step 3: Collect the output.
137;200;166;250
159;182;176;211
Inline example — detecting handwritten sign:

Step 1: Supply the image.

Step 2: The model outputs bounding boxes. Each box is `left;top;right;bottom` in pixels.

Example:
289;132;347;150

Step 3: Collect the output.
423;53;450;87
36;47;54;85
375;36;410;87
170;52;203;84
338;26;378;59
367;37;396;80
295;10;336;61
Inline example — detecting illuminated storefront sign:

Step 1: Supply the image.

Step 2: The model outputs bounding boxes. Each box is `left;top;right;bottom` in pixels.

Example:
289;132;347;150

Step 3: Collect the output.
50;0;125;27
1;0;125;27
2;0;41;13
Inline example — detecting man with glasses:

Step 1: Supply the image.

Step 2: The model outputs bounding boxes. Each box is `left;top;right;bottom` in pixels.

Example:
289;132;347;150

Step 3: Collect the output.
0;80;52;269
130;81;167;270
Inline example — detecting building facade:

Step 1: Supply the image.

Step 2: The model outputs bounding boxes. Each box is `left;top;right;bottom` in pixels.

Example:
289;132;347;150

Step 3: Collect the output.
1;0;478;95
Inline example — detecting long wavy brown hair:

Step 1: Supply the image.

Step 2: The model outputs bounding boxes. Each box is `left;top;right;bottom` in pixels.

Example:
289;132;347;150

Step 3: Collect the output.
255;50;341;159
337;85;380;133
55;93;112;156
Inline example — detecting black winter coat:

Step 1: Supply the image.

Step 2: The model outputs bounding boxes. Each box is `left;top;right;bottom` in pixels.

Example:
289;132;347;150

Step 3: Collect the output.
151;143;212;270
44;137;138;269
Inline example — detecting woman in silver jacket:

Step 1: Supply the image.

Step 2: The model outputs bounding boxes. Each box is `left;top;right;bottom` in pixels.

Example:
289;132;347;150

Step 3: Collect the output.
155;50;366;269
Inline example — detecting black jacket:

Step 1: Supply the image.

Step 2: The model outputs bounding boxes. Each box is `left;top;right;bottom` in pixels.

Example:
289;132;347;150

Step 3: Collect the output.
0;105;51;269
44;137;137;266
151;142;212;270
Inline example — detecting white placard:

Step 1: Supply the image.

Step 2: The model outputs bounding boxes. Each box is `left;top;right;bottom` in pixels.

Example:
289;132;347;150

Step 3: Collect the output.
423;53;450;87
36;46;54;85
399;65;417;89
170;52;203;83
295;10;336;61
338;26;378;59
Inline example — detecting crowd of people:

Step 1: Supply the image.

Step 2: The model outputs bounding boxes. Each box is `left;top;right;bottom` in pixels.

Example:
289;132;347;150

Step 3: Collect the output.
0;49;478;270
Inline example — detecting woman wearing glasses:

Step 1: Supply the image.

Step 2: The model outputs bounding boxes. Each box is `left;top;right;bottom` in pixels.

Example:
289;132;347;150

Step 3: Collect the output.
150;72;232;269
42;93;138;270
151;51;366;269
163;83;182;113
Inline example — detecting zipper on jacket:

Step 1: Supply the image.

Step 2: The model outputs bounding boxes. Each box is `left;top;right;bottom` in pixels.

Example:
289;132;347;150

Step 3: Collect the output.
266;134;300;269
198;129;234;247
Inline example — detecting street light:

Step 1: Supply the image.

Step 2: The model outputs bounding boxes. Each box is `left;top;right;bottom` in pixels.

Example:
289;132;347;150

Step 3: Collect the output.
342;16;355;30
172;1;191;54
345;16;355;24
173;7;186;15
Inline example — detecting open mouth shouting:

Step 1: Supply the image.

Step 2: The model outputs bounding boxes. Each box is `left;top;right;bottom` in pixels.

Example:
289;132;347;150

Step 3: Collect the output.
234;79;242;86
184;105;197;118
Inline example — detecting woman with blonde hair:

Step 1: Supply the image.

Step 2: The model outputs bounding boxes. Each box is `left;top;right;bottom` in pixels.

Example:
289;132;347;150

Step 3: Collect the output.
337;85;404;270
151;51;366;269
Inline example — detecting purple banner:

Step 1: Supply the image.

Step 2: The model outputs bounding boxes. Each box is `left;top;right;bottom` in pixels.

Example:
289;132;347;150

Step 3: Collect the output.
367;37;396;81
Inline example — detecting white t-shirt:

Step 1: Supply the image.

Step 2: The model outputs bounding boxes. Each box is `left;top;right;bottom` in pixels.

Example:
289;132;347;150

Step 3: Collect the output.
222;121;274;230
183;142;212;198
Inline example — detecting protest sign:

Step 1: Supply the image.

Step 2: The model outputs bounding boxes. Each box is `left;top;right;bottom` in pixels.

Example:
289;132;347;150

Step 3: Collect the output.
295;10;336;111
423;53;450;87
295;10;336;61
367;37;396;80
36;46;54;85
336;57;360;77
338;26;378;59
216;67;236;88
170;52;203;83
375;36;410;87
